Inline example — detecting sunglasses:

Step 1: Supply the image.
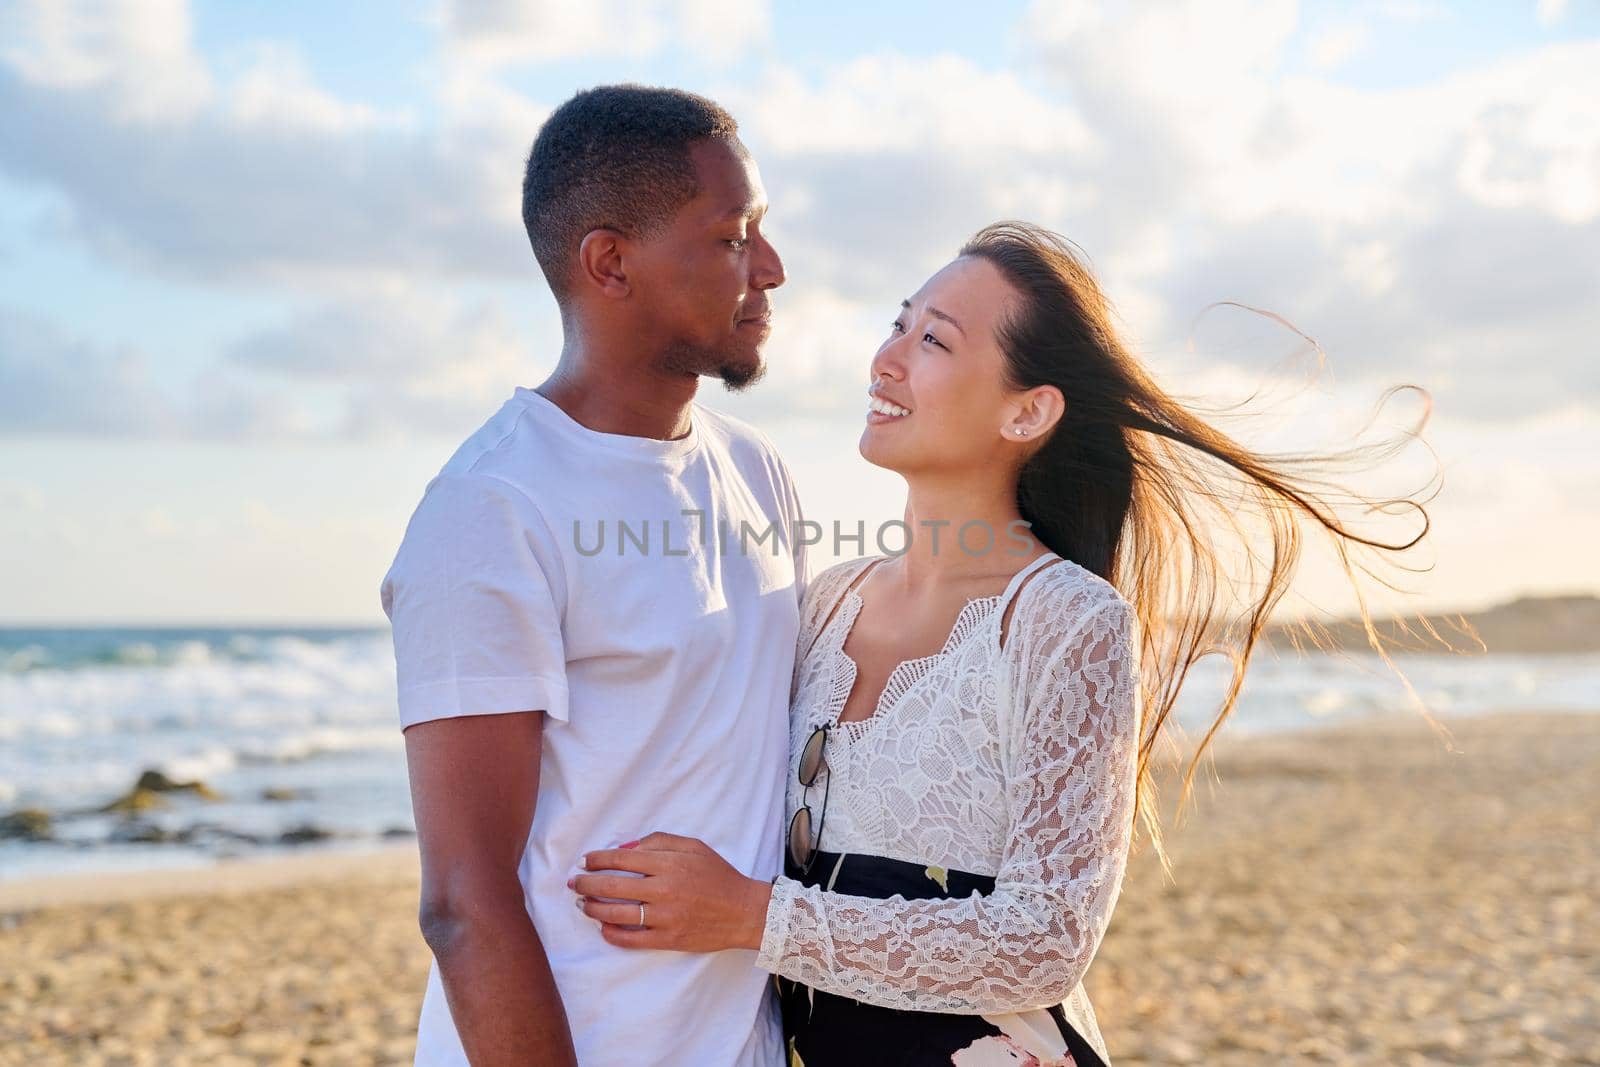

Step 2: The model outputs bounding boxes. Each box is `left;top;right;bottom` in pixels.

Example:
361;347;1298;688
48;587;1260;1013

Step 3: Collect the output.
786;724;831;876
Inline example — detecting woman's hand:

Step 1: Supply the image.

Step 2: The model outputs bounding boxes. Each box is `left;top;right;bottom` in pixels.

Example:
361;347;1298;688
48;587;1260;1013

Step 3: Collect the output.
568;832;773;953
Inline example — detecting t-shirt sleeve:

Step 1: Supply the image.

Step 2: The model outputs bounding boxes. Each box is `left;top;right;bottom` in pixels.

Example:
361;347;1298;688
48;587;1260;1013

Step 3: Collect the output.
379;471;570;730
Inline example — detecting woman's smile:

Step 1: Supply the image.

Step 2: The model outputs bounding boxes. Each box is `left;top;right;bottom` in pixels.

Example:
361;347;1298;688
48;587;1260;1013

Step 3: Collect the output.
866;393;913;424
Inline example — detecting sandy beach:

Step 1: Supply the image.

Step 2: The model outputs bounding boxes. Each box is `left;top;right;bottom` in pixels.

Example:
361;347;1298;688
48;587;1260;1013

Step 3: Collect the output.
2;710;1595;1066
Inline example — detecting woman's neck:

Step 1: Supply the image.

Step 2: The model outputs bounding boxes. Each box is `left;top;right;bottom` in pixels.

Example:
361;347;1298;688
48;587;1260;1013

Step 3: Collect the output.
891;476;1044;591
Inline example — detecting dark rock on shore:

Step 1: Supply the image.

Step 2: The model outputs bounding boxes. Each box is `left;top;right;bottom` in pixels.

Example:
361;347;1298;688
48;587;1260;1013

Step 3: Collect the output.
98;769;224;816
260;787;303;802
0;808;53;842
99;788;171;815
279;824;335;845
181;823;265;847
108;821;182;844
134;769;223;801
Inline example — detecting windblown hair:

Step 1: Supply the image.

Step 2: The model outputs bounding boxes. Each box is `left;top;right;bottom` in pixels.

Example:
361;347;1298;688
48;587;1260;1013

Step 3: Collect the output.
960;221;1447;875
522;84;741;300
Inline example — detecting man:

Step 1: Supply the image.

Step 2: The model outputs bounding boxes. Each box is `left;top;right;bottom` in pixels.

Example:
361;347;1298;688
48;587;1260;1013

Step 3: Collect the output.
381;85;804;1066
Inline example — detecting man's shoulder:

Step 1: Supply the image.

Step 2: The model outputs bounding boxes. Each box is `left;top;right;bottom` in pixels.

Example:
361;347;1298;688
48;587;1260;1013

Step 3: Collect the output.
398;395;562;538
434;393;550;486
694;401;785;465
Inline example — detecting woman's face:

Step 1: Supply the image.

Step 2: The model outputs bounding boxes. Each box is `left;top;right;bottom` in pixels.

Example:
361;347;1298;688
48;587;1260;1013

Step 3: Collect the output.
860;255;1042;478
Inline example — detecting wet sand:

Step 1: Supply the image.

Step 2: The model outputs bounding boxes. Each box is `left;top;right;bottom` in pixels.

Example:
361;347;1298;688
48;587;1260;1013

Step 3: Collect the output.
2;711;1595;1066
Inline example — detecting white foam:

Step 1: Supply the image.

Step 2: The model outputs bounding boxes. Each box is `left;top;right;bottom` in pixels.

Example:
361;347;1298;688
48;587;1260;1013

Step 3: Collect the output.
160;746;241;783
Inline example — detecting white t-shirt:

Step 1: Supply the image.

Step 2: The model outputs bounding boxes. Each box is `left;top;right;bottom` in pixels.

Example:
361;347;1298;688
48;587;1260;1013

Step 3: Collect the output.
380;385;807;1067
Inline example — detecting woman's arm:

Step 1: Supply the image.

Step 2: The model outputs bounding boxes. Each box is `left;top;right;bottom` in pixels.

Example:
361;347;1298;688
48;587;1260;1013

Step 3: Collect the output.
755;595;1141;1014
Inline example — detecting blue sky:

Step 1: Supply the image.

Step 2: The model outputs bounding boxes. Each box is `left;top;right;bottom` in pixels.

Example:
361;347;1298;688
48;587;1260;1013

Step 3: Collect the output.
1;0;1597;622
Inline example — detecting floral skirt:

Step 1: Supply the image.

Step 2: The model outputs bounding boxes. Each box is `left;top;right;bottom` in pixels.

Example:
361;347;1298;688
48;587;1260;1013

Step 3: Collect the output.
774;849;1106;1067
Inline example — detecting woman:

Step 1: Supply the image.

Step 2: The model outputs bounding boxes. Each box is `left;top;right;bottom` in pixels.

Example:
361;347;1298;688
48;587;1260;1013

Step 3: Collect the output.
569;222;1431;1066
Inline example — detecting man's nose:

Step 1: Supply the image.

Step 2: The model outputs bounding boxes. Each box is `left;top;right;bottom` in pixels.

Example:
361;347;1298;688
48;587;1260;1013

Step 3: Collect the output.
752;235;786;290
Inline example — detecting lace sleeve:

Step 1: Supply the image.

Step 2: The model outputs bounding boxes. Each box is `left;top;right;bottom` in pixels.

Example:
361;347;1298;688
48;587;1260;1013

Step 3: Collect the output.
756;593;1141;1014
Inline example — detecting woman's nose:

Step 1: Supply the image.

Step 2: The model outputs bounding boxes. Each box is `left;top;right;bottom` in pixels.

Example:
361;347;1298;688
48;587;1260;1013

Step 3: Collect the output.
871;336;907;382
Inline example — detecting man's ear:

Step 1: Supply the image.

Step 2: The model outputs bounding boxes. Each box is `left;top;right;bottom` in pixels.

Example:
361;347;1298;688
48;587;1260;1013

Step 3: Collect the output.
576;228;630;299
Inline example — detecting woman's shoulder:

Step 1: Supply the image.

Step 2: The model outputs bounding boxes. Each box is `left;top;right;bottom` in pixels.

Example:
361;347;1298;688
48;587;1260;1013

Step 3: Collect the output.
1011;554;1134;638
803;555;879;600
799;555;881;623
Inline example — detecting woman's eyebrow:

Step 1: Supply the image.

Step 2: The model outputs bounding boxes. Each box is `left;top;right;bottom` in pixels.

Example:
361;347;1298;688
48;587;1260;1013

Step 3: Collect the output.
901;298;965;336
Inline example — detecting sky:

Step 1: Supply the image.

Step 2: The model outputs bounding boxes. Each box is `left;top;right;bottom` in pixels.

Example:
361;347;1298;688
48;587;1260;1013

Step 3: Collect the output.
0;0;1596;624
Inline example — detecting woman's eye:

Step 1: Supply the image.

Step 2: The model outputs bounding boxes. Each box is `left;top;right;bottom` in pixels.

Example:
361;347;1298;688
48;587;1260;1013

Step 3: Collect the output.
889;320;944;349
727;238;749;250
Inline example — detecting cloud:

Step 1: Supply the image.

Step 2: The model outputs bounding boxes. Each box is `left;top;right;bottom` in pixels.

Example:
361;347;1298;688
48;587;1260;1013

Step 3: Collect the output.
0;0;539;286
1536;0;1569;27
0;304;328;439
0;0;210;121
0;293;533;441
439;0;771;67
1020;0;1300;167
1307;23;1372;72
0;309;178;435
227;289;540;438
1006;1;1600;417
226;43;406;135
723;55;1103;299
2;0;1596;445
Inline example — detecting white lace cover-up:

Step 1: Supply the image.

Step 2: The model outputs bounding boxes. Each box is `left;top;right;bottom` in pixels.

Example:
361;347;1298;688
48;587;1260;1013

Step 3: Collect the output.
755;551;1142;1065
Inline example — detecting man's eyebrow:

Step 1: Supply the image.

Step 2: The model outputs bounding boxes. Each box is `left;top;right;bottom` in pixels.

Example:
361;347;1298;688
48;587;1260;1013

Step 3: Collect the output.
901;298;966;336
717;199;767;222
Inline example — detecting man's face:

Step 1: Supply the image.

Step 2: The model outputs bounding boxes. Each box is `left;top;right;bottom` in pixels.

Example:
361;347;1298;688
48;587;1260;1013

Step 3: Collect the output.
628;138;786;390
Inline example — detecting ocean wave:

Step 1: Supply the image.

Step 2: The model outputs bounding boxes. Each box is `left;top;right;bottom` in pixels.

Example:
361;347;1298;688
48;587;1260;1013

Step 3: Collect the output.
0;627;387;674
238;726;404;764
157;746;242;783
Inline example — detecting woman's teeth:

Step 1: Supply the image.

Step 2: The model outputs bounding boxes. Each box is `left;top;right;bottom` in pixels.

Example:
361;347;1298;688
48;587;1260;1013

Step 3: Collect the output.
868;397;911;418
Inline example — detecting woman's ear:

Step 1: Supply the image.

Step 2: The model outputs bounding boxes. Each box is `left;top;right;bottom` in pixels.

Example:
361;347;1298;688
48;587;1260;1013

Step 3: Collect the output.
1006;385;1066;440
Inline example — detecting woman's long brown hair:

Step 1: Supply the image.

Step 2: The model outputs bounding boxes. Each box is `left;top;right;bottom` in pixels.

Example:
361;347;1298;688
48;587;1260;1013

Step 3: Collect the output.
961;221;1454;875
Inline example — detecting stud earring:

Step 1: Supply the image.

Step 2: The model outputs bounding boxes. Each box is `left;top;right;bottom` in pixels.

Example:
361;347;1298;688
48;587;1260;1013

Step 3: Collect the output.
1014;427;1027;437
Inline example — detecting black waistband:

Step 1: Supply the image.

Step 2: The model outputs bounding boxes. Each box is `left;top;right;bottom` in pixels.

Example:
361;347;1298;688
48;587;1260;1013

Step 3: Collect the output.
777;849;1108;1067
787;849;996;901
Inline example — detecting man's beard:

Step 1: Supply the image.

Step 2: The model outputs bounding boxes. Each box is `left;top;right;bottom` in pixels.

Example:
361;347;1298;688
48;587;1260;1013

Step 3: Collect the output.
658;337;767;391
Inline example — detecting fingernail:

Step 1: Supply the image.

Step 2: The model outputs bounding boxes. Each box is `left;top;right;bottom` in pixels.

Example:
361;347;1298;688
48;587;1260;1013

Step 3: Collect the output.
565;877;575;889
620;840;639;849
574;896;585;911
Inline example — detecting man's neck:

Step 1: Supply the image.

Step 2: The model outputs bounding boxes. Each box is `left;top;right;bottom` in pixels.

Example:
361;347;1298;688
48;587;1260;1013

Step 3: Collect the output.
535;344;698;442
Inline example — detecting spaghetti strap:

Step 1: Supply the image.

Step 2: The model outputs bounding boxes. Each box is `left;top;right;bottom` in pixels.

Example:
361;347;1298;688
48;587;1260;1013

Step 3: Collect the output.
998;552;1063;610
800;556;886;665
997;551;1067;651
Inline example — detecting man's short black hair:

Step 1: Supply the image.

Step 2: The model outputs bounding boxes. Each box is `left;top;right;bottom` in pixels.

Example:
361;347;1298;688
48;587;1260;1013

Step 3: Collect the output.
522;84;742;301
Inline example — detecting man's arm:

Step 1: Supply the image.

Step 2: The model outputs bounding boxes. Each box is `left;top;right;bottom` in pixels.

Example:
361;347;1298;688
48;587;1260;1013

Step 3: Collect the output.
406;709;577;1066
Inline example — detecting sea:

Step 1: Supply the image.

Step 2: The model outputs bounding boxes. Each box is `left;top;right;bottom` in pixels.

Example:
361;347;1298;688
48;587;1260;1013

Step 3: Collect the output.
2;625;1596;882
